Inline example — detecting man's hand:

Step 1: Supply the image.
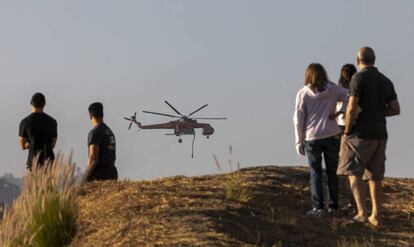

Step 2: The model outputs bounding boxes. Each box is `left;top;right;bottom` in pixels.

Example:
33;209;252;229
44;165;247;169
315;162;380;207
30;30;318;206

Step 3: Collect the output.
344;96;359;135
385;99;400;117
19;137;29;150
296;143;305;156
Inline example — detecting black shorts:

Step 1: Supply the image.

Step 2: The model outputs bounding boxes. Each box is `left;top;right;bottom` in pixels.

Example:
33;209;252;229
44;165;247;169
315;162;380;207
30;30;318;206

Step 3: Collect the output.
88;165;118;182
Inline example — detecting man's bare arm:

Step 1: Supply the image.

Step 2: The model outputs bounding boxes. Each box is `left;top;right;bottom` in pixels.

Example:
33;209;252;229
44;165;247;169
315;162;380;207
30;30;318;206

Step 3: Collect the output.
19;137;29;150
385;99;400;117
344;96;359;135
84;144;99;181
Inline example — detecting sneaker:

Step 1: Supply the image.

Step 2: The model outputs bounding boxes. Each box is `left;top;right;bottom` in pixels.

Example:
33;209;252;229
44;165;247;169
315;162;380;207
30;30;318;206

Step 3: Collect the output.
327;208;337;216
307;208;323;216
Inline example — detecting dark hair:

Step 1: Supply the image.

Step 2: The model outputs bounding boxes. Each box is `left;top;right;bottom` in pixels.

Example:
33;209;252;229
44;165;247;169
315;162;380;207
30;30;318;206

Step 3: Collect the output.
305;63;328;91
31;93;46;108
88;102;104;118
338;64;357;89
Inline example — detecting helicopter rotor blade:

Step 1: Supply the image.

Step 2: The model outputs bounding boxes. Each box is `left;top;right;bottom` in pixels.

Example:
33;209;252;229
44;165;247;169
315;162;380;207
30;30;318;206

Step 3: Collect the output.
164;100;184;116
143;110;181;118
193;117;227;120
188;104;208;116
125;112;139;130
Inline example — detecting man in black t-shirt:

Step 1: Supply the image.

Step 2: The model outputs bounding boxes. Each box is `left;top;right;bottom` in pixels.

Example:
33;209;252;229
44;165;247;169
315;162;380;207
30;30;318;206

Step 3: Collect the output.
19;93;58;170
338;47;400;228
85;102;117;182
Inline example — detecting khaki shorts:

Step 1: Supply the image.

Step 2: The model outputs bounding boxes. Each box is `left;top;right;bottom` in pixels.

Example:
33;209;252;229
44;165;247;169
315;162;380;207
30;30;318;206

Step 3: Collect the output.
337;135;387;181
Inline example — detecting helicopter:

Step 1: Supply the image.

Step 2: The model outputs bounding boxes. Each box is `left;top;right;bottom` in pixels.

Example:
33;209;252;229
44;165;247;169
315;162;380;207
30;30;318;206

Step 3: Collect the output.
124;100;227;157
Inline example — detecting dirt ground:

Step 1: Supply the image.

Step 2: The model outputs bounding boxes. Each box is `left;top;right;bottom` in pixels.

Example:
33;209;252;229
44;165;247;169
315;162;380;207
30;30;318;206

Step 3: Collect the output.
71;166;414;247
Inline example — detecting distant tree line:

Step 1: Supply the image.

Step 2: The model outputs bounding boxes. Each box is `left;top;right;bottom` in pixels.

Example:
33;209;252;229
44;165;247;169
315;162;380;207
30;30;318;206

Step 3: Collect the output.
0;173;23;206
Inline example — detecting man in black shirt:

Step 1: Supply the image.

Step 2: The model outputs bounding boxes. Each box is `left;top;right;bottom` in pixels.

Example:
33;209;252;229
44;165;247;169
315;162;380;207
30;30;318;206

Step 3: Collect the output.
19;93;58;170
85;102;118;181
338;47;400;228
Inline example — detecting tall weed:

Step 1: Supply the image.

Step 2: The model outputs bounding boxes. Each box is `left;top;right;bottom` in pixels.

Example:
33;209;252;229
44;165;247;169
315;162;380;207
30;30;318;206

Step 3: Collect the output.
0;154;78;247
213;146;252;203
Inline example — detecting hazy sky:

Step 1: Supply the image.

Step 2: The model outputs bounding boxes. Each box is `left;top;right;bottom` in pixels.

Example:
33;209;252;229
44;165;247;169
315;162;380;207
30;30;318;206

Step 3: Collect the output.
1;1;413;179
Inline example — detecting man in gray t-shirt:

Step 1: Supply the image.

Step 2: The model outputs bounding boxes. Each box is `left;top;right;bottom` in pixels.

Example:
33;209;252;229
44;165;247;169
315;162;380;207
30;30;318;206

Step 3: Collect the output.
338;47;400;228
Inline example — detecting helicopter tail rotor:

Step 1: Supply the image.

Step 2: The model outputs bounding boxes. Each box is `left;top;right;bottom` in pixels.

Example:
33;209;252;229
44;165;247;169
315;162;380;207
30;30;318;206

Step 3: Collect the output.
124;112;141;130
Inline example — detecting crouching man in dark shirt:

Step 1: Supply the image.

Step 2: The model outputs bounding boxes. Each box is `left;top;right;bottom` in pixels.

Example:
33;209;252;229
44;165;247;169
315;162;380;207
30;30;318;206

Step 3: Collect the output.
85;102;118;182
19;93;57;170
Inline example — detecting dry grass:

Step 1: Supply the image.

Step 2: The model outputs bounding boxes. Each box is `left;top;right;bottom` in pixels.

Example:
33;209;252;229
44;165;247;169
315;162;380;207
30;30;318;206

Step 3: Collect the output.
213;146;253;203
71;166;414;246
222;171;253;203
0;154;78;247
337;237;375;247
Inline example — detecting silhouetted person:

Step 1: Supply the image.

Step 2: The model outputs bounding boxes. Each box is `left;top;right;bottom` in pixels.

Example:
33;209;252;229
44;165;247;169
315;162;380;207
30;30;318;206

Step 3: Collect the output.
19;93;57;170
338;47;400;228
84;102;118;181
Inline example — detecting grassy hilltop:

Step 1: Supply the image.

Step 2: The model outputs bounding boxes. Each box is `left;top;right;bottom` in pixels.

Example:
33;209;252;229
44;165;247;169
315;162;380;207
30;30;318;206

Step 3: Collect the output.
71;166;414;247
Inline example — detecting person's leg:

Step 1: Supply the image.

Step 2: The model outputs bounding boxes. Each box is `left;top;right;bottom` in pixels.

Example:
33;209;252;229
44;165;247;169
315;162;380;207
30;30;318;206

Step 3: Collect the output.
348;175;368;222
323;137;340;211
338;135;356;209
367;180;382;227
347;179;355;206
305;140;324;210
364;140;386;227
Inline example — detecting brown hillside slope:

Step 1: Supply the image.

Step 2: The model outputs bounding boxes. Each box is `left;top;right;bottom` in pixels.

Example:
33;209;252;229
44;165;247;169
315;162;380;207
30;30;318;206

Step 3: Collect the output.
72;166;414;247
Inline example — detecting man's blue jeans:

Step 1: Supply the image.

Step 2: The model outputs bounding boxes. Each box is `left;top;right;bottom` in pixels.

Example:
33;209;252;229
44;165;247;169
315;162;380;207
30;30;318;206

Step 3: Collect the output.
304;136;339;210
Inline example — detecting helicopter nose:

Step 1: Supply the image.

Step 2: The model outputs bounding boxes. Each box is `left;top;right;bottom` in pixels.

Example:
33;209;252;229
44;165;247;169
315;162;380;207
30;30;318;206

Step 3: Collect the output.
202;126;214;136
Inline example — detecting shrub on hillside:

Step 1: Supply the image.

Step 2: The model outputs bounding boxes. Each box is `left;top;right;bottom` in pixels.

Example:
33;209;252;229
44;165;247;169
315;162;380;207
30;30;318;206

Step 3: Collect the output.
213;146;253;203
0;154;78;247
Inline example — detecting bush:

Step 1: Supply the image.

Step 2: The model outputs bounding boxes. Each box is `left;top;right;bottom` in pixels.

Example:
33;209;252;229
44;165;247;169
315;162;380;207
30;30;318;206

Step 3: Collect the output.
0;154;78;247
222;168;252;203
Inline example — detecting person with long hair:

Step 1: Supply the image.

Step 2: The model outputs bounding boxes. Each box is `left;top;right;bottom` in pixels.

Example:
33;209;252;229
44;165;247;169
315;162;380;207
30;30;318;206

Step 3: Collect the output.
294;63;348;216
330;64;357;214
331;64;357;129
